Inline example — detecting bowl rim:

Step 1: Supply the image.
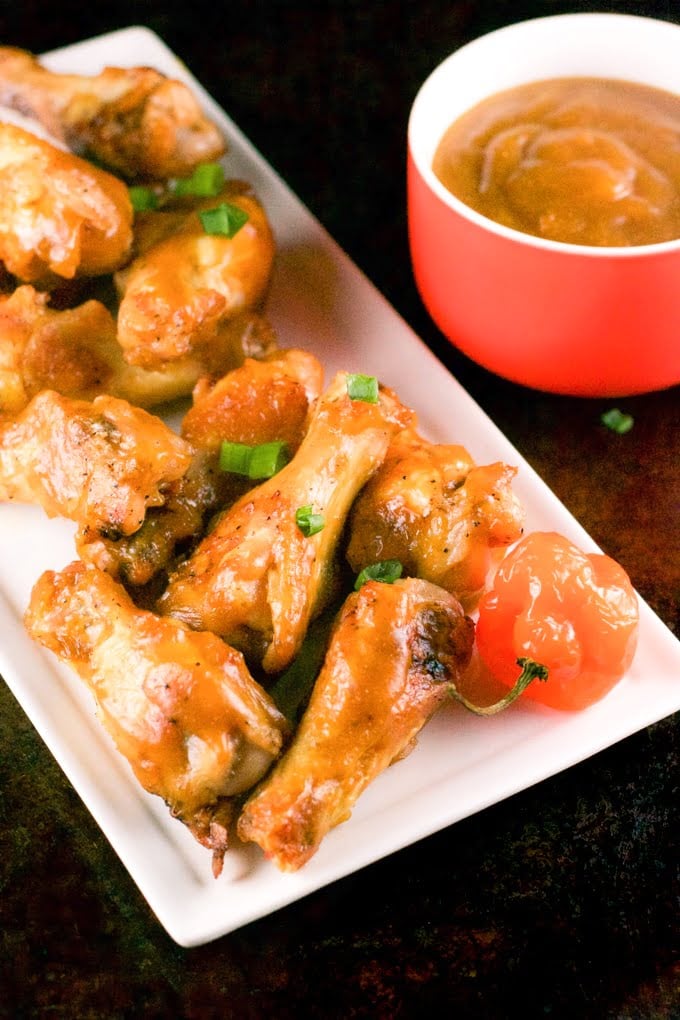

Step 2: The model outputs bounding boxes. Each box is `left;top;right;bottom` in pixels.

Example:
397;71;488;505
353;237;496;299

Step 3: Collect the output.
407;12;680;260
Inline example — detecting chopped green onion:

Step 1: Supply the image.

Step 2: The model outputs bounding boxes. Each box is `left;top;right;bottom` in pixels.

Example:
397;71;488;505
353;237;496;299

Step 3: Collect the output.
218;441;251;476
447;657;549;715
128;185;159;211
295;504;325;537
173;162;225;197
346;373;379;403
199;202;249;237
219;440;289;479
601;408;634;434
354;559;403;590
248;441;289;479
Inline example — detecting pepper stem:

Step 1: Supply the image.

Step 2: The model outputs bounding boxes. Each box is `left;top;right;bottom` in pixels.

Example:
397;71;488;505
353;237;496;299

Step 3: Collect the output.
448;657;549;716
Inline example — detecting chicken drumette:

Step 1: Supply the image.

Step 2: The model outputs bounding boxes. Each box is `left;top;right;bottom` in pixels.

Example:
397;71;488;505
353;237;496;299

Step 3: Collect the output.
159;372;415;672
0;47;225;180
25;561;288;876
238;576;474;871
115;182;275;369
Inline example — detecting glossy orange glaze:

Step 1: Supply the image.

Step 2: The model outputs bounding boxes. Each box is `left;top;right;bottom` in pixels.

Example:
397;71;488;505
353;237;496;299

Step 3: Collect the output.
433;77;680;246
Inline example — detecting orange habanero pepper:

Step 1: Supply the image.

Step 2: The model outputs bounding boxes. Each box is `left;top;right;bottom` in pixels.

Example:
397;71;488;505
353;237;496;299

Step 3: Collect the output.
475;531;639;711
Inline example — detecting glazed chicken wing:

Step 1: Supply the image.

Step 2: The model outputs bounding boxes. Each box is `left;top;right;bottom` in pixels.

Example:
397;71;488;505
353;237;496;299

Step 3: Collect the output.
0;390;192;539
115;182;275;369
181;348;324;453
0;284;279;414
237;577;474;871
25;562;288;875
0;122;133;284
346;429;525;610
0;47;225;180
79;350;323;588
159;372;415;672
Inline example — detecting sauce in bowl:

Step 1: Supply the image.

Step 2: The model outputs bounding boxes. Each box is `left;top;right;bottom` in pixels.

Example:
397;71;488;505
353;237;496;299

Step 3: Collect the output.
432;77;680;247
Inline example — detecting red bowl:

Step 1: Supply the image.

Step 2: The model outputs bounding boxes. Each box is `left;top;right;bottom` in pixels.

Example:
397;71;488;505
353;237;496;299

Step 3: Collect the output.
407;14;680;397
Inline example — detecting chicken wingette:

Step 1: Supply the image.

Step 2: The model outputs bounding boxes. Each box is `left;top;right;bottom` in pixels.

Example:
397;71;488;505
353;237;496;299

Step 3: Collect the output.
0;284;279;414
159;372;415;672
237;577;474;871
0;47;225;180
0;122;133;284
346;428;525;610
0;390;192;539
80;349;324;589
25;562;288;876
115;182;275;369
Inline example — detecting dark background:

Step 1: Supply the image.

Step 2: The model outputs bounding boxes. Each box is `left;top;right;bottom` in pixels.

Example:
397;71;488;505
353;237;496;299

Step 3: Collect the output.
0;2;678;1017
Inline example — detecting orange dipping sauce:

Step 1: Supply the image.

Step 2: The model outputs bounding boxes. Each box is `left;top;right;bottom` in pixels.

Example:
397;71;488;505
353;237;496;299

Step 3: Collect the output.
432;77;680;247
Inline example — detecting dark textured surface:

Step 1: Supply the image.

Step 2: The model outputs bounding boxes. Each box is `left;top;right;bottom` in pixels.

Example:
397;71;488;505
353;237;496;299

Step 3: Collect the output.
1;1;679;1016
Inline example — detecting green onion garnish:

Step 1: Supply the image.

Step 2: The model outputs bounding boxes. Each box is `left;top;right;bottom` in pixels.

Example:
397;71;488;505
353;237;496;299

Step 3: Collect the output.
219;440;289;479
128;185;159;211
199;202;249;238
295;505;325;537
354;559;403;590
601;408;634;434
346;373;379;403
173;162;225;198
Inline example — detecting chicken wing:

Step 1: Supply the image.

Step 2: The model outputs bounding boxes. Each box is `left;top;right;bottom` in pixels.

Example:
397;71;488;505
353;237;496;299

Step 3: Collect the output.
79;349;324;589
25;562;288;875
181;348;324;454
0;390;192;539
0;284;279;414
159;372;415;672
0;122;133;284
0;47;225;181
115;182;275;369
237;577;474;871
346;428;525;610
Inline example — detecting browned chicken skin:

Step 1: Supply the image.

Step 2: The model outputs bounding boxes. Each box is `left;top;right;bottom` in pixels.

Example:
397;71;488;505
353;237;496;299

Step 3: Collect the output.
25;562;289;875
0;390;192;539
80;350;323;588
237;577;474;871
115;183;276;369
0;47;226;180
346;428;525;610
0;285;279;414
159;372;415;672
182;349;324;455
0;122;133;283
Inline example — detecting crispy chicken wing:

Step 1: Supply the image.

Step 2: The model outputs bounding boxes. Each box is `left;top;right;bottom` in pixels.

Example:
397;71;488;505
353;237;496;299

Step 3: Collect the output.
346;429;525;610
0;284;278;414
25;562;288;875
0;390;191;539
115;182;275;369
238;577;474;871
79;350;323;588
0;122;133;283
159;372;415;672
0;47;225;180
181;348;324;454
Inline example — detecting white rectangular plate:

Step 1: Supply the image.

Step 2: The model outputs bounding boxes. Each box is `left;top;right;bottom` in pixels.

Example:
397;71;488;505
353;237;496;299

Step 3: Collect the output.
1;27;679;948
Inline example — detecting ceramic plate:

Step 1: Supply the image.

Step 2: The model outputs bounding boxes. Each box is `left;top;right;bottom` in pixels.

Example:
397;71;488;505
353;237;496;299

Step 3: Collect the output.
1;27;678;947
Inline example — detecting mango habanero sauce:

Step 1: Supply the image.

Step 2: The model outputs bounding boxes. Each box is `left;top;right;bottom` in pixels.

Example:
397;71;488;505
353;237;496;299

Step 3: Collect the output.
432;77;680;247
